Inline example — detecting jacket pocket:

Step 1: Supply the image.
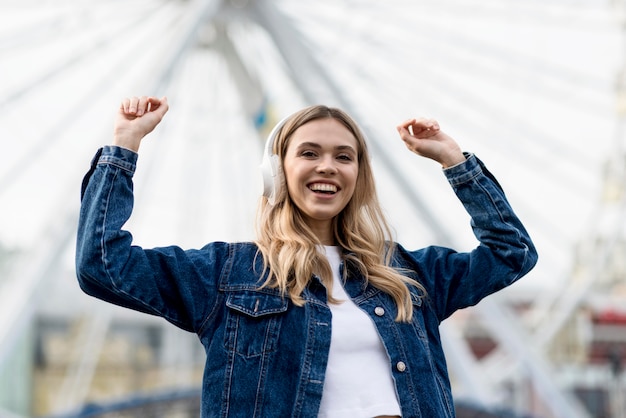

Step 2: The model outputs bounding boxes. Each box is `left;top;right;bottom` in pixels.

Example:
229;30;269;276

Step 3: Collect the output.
224;290;288;358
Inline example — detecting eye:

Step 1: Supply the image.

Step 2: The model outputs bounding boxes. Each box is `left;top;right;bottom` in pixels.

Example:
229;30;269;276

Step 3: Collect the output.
337;153;354;161
300;150;318;158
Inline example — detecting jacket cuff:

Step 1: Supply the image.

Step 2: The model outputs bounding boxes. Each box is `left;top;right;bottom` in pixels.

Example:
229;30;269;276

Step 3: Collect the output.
443;152;481;186
80;146;138;201
443;152;504;192
97;145;138;173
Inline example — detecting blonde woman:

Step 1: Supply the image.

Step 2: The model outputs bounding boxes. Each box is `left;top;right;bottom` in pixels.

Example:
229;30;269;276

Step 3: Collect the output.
76;96;537;418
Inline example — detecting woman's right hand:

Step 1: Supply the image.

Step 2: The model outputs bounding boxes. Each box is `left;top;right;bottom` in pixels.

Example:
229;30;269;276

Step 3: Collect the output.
113;96;169;152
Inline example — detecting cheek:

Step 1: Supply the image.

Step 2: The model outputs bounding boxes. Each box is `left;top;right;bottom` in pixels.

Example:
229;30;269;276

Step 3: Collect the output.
283;167;306;200
282;161;296;188
346;170;362;201
348;169;359;190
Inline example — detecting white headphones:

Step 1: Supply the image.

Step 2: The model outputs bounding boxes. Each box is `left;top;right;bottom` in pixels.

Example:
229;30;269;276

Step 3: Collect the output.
260;114;292;205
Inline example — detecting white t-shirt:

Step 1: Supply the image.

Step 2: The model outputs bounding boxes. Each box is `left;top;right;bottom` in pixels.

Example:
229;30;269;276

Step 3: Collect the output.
318;246;402;418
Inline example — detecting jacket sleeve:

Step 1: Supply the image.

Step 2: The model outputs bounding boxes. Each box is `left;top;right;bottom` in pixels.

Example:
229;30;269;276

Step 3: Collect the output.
400;153;538;322
75;145;228;333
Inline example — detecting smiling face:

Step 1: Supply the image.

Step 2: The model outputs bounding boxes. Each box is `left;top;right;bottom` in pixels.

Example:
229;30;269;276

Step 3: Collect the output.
282;117;359;244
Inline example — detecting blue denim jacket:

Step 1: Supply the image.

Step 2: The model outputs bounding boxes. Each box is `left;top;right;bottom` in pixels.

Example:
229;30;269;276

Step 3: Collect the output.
76;146;537;418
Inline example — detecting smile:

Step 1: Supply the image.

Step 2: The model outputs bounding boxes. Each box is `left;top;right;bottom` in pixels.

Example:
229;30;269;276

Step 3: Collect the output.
308;183;338;194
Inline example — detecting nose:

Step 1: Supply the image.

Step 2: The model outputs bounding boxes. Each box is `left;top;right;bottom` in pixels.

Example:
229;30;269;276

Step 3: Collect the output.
316;155;337;174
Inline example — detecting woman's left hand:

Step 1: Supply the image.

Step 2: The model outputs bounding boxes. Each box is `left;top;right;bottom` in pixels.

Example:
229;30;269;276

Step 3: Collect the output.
396;118;465;168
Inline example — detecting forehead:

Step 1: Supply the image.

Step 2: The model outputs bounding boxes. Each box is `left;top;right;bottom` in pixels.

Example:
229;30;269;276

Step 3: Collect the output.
287;118;358;150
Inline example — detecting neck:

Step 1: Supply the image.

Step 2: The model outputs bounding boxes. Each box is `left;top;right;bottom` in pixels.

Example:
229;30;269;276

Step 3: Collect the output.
316;231;336;246
307;221;335;246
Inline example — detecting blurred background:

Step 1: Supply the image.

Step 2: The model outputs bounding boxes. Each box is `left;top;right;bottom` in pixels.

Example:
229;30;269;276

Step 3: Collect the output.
1;0;625;417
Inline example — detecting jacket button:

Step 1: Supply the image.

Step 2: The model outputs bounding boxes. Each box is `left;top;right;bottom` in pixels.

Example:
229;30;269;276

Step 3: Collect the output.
396;361;407;372
374;307;385;316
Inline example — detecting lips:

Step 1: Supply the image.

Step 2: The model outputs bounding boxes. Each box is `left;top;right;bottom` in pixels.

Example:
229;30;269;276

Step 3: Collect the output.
308;182;338;194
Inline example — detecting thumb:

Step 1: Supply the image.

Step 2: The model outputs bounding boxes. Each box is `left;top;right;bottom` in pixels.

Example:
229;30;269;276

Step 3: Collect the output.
148;96;169;116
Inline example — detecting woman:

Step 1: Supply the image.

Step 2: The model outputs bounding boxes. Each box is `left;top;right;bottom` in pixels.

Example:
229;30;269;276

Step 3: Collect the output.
76;96;537;417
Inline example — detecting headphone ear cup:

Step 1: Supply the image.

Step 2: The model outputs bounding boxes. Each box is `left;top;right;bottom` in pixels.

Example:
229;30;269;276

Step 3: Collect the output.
260;116;290;205
261;153;283;205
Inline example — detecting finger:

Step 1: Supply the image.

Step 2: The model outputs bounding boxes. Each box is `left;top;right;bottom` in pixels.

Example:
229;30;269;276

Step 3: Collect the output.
120;97;131;114
397;118;438;136
412;117;438;130
127;96;140;115
136;96;149;116
414;120;441;139
396;118;416;133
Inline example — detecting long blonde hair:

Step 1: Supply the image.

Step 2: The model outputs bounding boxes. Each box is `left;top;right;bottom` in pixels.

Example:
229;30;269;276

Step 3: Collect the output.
254;105;424;322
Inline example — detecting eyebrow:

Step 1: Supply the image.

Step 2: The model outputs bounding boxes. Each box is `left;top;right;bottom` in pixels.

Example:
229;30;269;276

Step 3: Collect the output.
296;142;357;154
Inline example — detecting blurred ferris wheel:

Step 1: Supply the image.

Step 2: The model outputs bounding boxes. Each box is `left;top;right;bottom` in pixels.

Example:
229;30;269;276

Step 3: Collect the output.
0;1;625;417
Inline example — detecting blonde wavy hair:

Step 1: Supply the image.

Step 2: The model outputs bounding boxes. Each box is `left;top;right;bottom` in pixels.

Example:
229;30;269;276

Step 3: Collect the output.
254;105;424;322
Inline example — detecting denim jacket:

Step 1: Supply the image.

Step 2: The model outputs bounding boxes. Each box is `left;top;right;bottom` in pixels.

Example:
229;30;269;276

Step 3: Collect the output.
76;146;537;418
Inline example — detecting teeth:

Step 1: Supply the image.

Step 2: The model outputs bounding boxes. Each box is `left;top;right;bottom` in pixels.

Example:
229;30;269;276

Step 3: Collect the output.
309;183;337;193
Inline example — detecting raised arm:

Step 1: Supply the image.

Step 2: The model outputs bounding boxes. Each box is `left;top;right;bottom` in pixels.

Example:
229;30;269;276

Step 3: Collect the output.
394;117;538;321
75;96;226;333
